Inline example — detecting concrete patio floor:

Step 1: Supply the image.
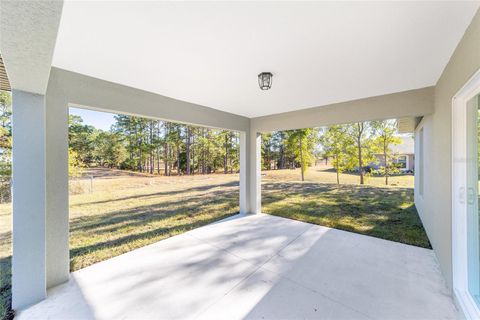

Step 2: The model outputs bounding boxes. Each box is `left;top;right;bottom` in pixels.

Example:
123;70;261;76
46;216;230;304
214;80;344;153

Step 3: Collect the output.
17;214;458;320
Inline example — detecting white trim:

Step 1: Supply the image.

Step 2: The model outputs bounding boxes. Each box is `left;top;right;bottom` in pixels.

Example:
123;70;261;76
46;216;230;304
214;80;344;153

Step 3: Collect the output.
452;67;480;320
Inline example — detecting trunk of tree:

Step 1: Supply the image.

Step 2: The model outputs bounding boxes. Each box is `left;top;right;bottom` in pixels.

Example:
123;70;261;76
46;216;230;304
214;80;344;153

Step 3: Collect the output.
335;154;340;184
164;125;169;176
383;138;388;185
279;145;285;169
156;123;161;174
150;151;154;174
206;133;210;174
177;146;181;176
201;129;206;174
149;122;154;174
139;149;143;172
136;124;143;172
164;145;169;176
224;133;228;174
299;139;304;181
236;135;240;173
267;149;270;170
358;136;364;184
168;146;172;176
186;127;191;175
357;123;364;185
192;133;195;175
156;148;160;174
229;132;233;174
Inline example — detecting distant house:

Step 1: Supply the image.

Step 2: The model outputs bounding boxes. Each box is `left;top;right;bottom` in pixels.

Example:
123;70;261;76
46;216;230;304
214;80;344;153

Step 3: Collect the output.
372;136;414;173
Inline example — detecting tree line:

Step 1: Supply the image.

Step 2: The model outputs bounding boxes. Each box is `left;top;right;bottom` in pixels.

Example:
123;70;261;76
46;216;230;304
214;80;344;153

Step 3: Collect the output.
70;112;405;185
69;114;240;177
261;120;403;185
0;93;406;191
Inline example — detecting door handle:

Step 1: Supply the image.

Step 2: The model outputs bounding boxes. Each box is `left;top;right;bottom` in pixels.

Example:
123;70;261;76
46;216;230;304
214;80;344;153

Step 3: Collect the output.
468;187;476;205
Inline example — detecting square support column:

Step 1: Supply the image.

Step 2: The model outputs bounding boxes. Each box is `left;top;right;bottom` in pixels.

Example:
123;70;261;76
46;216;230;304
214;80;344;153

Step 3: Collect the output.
11;90;47;309
239;129;261;214
45;88;69;288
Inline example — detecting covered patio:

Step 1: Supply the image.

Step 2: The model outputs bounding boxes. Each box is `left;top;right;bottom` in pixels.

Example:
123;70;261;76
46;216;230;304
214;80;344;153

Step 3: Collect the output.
17;214;456;320
2;1;480;319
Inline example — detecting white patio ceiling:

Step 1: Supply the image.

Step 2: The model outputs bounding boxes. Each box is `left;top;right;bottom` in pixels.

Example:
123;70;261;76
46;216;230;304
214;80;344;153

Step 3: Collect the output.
53;1;479;118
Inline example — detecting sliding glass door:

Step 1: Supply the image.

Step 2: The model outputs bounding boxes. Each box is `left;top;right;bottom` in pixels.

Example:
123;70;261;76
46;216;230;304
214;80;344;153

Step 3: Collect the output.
467;94;480;306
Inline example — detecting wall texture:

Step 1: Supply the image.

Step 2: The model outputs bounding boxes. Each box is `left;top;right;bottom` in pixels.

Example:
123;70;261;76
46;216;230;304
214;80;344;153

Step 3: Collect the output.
11;90;47;309
415;9;480;290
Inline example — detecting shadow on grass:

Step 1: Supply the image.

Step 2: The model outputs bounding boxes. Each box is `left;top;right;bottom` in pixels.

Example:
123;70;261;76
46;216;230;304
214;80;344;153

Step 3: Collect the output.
0;256;13;320
74;181;239;207
69;185;239;271
70;188;238;233
314;168;414;178
70;212;236;261
262;182;431;248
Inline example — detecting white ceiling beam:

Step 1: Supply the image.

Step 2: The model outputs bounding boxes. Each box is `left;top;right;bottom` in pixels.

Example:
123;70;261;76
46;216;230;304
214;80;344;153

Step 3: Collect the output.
251;87;434;132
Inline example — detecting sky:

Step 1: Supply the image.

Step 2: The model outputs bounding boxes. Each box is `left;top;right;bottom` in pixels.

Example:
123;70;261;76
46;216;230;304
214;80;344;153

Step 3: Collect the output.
70;107;116;131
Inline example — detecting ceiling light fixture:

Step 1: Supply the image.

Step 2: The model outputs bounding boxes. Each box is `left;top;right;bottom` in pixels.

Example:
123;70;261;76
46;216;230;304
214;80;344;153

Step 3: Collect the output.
258;72;273;90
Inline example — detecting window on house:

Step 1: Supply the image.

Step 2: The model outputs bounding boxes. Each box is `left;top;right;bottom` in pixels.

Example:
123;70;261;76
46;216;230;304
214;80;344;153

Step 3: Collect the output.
397;155;407;169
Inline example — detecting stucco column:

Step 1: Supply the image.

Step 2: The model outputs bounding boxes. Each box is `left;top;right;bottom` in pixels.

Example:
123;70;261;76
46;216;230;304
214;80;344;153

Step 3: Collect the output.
45;82;69;288
239;129;261;215
11;90;47;309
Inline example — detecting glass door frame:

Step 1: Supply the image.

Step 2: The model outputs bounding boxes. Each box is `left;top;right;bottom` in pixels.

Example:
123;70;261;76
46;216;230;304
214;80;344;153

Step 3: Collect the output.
452;68;480;320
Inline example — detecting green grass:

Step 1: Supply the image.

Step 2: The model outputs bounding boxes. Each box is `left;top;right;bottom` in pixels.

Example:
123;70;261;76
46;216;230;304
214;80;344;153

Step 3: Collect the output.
261;166;429;248
0;166;428;319
262;182;430;248
0;170;240;319
67;172;240;270
0;204;12;320
0;257;12;320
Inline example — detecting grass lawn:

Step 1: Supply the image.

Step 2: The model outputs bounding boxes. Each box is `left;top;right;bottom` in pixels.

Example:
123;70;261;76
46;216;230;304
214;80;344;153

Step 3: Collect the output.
0;165;428;319
0;209;12;320
262;166;430;248
68;169;240;270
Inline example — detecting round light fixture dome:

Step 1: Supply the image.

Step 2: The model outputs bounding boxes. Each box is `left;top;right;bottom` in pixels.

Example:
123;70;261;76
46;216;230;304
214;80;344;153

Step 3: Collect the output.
258;72;273;90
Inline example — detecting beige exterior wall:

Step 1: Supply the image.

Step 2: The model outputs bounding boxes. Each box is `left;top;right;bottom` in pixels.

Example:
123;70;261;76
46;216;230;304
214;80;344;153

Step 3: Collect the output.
414;9;480;290
407;154;414;172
